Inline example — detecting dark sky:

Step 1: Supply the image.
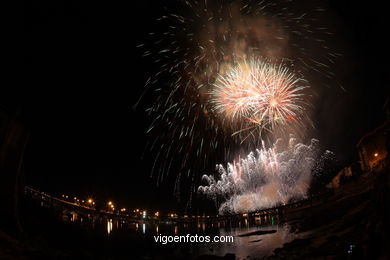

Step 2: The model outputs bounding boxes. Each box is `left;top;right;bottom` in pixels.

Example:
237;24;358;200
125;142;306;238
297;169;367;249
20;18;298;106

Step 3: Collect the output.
22;0;178;211
21;0;388;213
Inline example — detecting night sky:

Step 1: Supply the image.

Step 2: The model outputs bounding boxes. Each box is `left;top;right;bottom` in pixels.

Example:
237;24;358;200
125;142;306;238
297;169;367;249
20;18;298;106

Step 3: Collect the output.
21;0;388;213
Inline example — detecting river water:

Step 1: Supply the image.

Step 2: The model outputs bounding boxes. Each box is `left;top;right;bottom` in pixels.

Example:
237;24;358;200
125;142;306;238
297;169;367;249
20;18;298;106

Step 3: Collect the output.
61;211;304;259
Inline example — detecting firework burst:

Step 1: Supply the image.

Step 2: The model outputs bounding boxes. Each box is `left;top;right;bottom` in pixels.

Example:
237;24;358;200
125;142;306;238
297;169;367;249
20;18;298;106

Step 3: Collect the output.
211;58;309;140
136;0;340;205
198;137;335;214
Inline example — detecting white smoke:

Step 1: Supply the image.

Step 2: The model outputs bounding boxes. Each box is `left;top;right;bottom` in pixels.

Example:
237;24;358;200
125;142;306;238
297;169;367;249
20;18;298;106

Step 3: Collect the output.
198;136;333;214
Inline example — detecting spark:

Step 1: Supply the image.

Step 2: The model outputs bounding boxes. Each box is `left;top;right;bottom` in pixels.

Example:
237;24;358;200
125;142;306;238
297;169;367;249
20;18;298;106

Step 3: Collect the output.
210;58;309;136
198;137;335;214
136;0;340;202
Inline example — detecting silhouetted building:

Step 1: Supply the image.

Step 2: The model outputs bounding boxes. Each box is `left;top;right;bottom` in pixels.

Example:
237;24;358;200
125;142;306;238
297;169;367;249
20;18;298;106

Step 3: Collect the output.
357;121;390;172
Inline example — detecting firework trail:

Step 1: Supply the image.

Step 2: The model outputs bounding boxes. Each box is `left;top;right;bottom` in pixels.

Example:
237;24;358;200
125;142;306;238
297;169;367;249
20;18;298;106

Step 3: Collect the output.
137;0;340;203
210;58;309;141
198;137;335;214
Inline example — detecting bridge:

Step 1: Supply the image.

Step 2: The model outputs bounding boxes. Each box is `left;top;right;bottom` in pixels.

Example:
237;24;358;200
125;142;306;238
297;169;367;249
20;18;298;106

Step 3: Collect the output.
24;185;334;227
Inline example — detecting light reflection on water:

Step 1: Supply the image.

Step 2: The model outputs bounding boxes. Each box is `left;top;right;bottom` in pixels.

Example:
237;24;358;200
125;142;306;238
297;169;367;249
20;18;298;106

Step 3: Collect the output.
202;224;297;258
107;219;112;235
108;219;296;258
62;212;298;258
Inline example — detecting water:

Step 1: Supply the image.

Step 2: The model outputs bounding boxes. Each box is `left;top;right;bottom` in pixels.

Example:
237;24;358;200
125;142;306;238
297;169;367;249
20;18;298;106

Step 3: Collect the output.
199;225;297;258
62;211;300;259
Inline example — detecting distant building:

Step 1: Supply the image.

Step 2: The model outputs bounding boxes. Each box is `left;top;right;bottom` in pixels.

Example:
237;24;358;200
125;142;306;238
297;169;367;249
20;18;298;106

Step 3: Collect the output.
357;121;390;172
